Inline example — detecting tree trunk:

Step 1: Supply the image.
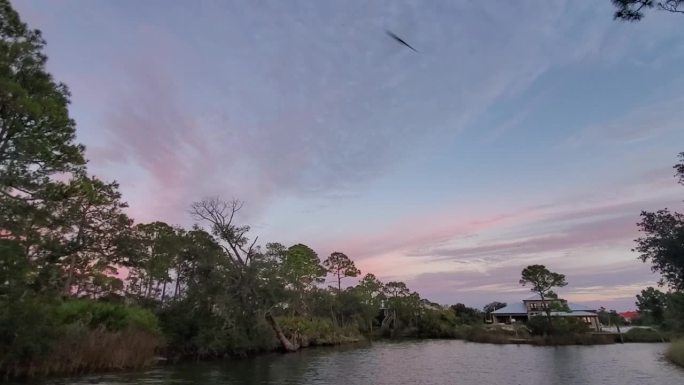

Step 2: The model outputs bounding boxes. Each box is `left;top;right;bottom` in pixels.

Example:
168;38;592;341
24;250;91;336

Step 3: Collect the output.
63;253;80;296
265;312;299;352
614;317;624;343
145;276;153;299
174;268;181;299
540;292;552;336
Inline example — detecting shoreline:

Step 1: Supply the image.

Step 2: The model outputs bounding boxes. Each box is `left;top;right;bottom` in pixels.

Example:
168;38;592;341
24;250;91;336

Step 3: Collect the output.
36;337;678;383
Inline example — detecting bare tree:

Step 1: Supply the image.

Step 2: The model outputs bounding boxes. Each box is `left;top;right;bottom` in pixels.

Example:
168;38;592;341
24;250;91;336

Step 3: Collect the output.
190;197;298;352
190;198;257;267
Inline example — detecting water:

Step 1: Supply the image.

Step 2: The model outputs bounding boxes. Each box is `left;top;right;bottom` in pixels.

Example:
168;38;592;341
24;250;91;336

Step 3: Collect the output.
50;341;683;385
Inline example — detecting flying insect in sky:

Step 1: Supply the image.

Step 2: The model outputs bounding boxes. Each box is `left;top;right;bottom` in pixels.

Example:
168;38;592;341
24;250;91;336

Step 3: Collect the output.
386;30;417;52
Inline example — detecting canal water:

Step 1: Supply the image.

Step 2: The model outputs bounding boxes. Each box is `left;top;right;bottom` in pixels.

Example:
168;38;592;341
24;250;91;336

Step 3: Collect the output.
48;340;683;385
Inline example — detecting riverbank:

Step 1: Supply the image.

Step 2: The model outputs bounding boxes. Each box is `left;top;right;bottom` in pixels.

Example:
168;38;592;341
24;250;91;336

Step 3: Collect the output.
0;299;162;379
40;340;684;385
451;324;673;346
4;308;670;382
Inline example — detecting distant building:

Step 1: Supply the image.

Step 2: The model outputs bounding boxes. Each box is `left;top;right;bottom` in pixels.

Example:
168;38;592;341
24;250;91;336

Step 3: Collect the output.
490;295;600;331
619;311;640;324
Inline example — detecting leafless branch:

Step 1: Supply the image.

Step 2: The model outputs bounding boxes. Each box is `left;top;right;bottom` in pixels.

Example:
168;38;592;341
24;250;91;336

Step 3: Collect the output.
190;197;253;267
659;0;684;13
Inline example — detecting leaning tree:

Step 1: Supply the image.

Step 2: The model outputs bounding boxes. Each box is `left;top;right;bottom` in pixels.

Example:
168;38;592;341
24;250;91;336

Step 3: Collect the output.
190;197;298;351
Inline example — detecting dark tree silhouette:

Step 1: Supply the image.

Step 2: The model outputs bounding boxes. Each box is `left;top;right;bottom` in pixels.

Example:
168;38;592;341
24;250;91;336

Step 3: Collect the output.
612;0;684;21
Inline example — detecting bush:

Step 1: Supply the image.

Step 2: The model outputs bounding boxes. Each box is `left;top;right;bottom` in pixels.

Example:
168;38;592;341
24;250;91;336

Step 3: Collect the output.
526;315;589;336
277;317;361;346
0;298;161;378
464;326;517;344
414;309;460;338
157;300;277;359
667;340;684;368
56;299;159;333
622;327;666;343
0;295;60;377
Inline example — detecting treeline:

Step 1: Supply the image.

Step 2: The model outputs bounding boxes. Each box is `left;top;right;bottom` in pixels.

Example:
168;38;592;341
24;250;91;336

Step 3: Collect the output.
630;152;684;341
0;2;486;377
632;287;684;332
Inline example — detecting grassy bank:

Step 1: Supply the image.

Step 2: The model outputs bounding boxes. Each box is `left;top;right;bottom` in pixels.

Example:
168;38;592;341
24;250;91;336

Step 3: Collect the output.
456;325;617;346
277;317;363;347
621;327;668;343
0;298;161;379
667;340;684;368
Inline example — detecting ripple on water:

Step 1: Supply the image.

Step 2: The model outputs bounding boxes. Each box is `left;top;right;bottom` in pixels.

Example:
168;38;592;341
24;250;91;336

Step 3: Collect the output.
47;340;683;385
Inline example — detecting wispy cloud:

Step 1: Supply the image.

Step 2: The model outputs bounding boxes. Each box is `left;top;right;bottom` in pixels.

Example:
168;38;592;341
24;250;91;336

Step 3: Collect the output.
53;0;660;224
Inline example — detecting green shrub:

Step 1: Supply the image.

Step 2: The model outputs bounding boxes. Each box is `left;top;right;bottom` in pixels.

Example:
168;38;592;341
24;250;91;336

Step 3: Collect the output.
526;315;589;336
623;327;666;343
414;309;461;338
0;298;161;378
0;296;59;376
277;317;361;346
667;340;684;368
157;300;277;359
56;299;159;333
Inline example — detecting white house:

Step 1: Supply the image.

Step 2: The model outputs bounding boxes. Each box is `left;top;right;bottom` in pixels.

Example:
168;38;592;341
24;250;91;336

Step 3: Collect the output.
490;295;600;331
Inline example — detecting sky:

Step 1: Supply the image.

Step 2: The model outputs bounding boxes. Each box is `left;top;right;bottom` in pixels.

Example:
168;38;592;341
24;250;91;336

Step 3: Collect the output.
14;0;684;310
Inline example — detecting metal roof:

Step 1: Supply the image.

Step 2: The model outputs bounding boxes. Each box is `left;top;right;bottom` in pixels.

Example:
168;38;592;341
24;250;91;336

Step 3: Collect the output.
491;302;527;315
491;300;597;315
548;311;598;317
567;303;595;312
523;294;564;301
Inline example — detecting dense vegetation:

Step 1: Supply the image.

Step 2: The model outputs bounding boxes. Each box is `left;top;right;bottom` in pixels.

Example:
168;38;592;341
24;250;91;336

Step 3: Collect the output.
630;153;684;366
631;154;684;335
667;339;684;368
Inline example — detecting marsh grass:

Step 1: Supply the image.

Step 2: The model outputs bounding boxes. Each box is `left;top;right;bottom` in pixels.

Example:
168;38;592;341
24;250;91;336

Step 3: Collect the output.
1;299;161;379
666;340;684;368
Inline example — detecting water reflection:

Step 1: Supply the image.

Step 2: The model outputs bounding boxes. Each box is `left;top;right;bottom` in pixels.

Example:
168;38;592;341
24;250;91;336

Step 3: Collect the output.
48;341;683;385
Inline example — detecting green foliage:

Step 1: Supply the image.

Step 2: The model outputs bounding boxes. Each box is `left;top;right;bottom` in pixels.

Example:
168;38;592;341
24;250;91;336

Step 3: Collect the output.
0;0;85;190
667;339;684;368
519;265;568;300
323;251;361;290
483;301;506;314
597;307;625;326
0;294;58;374
623;327;665;342
55;299;159;333
526;315;589;336
463;325;525;344
0;297;160;377
636;287;668;324
634;287;684;332
414;309;461;338
283;244;326;287
280;244;325;316
634;153;684;292
450;303;484;325
662;292;684;332
520;265;568;326
276;317;361;346
635;210;684;291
